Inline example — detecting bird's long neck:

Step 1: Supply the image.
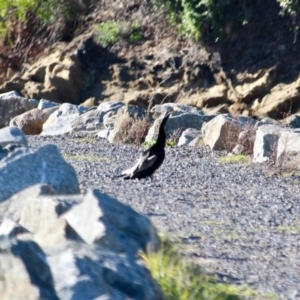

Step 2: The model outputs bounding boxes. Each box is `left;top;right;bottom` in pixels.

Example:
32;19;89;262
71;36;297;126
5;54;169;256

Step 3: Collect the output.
156;117;168;148
156;129;166;147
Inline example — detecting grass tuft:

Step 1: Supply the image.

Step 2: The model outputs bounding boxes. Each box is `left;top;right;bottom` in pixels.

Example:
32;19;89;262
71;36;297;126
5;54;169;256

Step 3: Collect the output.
63;154;106;162
143;138;157;149
141;237;270;300
218;154;251;164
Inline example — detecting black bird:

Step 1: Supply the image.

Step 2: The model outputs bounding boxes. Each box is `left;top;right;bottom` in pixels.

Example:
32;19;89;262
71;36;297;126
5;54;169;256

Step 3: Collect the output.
119;110;172;179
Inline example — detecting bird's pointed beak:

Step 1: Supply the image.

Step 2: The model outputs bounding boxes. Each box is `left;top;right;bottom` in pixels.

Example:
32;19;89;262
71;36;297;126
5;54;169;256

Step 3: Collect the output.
167;107;176;116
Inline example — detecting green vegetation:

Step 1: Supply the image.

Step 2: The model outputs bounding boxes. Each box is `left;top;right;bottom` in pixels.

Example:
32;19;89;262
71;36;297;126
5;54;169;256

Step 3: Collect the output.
151;0;248;41
218;154;251;164
142;237;268;300
167;140;176;147
0;0;84;37
63;154;106;162
94;20;142;47
0;0;71;24
281;171;300;177
277;225;300;233
278;0;300;35
94;21;121;47
142;138;158;149
151;0;300;42
143;138;177;148
278;0;300;18
0;0;298;43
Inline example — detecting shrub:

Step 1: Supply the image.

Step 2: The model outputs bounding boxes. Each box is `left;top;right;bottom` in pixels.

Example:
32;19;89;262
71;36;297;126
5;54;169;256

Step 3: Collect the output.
143;138;158;148
277;0;300;37
141;236;262;300
278;0;300;18
95;20;142;47
95;21;121;47
113;112;150;145
0;0;83;32
218;154;251;164
167;128;182;147
151;0;248;42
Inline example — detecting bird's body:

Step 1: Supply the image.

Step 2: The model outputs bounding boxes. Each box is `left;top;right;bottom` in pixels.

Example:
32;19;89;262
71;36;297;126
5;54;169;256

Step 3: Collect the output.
119;111;171;179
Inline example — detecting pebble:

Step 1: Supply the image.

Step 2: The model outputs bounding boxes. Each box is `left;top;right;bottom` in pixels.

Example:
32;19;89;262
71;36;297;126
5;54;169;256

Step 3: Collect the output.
27;134;300;299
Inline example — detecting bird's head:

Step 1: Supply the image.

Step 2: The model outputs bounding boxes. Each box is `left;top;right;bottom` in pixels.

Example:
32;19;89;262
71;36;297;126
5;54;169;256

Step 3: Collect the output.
163;107;176;119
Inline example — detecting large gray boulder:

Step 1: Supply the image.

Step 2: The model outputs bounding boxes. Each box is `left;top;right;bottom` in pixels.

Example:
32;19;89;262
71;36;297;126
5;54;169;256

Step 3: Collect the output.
63;190;159;253
0;236;60;300
37;99;59;110
253;125;281;163
0;235;163;300
9;106;59;135
0;126;27;148
253;124;300;168
97;101;125;115
178;128;202;146
146;104;213;142
281;114;300;128
0;144;79;202
16;188;159;254
41;103;88;136
0;184;55;224
73;101;130;134
0;126;28;161
202;114;256;151
277;128;300;168
0;91;38;128
71;109;105;131
0;186;163;300
0;219;29;237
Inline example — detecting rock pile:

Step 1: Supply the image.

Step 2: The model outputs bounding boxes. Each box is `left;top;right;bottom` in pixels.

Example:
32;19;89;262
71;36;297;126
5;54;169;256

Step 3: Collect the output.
0;129;162;300
1;37;300;120
2;88;300;170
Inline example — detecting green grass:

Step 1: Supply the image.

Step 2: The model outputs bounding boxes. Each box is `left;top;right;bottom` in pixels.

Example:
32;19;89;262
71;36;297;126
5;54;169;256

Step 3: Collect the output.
63;154;106;162
218;154;251;164
143;138;177;148
277;225;300;234
94;20;142;47
95;21;121;47
142;237;271;300
200;219;230;226
281;171;300;177
167;140;177;147
142;138;157;149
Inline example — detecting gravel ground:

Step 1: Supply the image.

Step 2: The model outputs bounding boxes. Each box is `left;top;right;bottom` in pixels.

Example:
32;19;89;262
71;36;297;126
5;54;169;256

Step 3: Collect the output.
28;135;300;300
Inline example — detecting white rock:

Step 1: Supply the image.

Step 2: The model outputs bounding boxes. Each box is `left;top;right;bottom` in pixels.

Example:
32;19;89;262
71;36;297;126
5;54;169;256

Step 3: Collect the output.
146;107;212;142
97;101;124;114
277;128;300;168
0;126;27;148
0;91;21;98
0;219;29;237
41;103;88;136
253;125;280;163
38;99;59;110
0;145;79;201
178;128;201;146
202;114;256;151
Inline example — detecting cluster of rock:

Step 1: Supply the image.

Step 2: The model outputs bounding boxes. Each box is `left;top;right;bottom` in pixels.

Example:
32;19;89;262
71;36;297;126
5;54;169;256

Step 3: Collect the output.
0;126;162;299
1;36;300;121
1;88;300;169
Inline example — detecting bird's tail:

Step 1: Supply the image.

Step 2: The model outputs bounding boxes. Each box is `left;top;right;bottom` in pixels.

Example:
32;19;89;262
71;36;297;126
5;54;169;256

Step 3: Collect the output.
111;174;125;179
111;174;132;180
